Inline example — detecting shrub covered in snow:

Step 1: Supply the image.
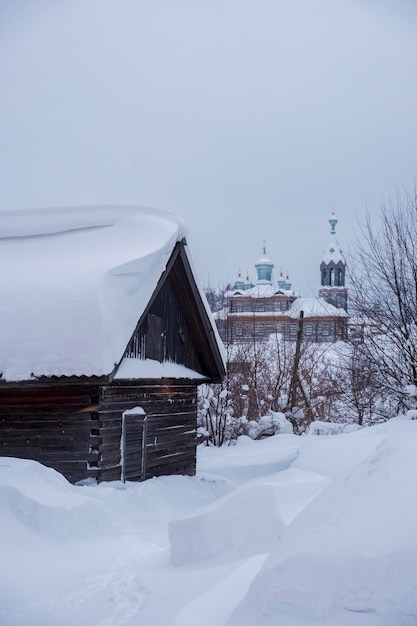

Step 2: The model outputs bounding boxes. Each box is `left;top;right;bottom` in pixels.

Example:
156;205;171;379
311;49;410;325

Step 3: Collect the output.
197;385;293;446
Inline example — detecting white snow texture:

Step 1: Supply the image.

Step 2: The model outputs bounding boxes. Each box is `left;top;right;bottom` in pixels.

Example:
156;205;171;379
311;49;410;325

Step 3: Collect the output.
1;416;417;625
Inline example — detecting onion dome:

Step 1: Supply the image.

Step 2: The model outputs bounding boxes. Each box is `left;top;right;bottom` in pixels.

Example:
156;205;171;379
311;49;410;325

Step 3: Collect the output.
255;243;274;285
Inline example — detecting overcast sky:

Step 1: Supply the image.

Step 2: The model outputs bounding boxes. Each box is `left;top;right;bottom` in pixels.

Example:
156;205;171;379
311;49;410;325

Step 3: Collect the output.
1;0;417;296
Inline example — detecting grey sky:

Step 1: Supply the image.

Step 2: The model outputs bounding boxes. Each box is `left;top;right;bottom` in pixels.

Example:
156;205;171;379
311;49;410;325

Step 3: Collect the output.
1;0;417;296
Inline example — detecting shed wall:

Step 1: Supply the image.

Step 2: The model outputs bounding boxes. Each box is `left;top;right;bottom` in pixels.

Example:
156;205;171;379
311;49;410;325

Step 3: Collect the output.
98;380;198;482
0;383;100;483
0;379;198;484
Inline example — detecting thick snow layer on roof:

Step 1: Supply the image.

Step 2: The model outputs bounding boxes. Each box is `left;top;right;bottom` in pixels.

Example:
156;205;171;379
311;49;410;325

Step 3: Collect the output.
0;205;189;381
288;297;348;318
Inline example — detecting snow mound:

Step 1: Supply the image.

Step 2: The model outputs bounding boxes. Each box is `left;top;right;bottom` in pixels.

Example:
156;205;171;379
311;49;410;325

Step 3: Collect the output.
307;420;360;435
169;482;286;565
291;429;386;480
0;456;86;506
170;468;330;566
198;434;301;485
0;458;113;540
228;432;417;625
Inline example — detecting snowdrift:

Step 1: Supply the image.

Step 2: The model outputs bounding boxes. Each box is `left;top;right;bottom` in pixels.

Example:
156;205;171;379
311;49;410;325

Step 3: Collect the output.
1;417;417;625
170;468;330;565
228;432;417;625
0;458;113;541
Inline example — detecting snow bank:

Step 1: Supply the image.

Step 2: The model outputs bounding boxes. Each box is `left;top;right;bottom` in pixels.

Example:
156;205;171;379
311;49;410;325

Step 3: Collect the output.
198;434;302;485
170;467;330;565
228;430;417;625
170;483;287;565
0;205;188;380
307;420;360;435
292;430;386;480
0;457;230;626
3;419;417;625
0;458;113;540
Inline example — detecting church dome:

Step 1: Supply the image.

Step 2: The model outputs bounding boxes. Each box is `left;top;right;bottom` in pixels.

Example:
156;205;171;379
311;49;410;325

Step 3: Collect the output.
255;245;274;285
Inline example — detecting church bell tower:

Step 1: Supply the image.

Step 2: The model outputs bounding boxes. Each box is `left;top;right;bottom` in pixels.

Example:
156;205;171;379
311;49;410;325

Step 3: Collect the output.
318;212;347;310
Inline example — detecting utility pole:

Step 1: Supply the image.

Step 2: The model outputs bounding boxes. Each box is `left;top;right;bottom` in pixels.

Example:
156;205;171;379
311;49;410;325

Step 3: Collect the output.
289;311;304;411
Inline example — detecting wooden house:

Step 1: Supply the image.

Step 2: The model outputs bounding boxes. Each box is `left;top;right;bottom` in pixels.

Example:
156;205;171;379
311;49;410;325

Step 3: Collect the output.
0;206;225;483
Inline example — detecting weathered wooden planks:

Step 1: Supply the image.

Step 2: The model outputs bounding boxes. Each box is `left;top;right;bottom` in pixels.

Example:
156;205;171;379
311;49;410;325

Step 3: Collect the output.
98;380;198;483
0;382;100;483
0;378;199;484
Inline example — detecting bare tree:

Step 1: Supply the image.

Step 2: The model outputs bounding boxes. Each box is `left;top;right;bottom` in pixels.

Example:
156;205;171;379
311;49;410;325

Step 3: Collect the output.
204;283;232;313
350;188;417;411
317;341;392;426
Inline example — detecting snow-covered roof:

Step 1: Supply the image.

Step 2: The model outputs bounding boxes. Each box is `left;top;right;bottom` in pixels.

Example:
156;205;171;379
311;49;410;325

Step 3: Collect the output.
323;233;344;264
0;205;207;381
288;297;348;318
228;284;297;298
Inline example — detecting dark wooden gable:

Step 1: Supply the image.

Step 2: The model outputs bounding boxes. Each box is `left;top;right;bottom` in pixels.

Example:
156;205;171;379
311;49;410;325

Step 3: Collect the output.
124;267;203;373
119;240;225;383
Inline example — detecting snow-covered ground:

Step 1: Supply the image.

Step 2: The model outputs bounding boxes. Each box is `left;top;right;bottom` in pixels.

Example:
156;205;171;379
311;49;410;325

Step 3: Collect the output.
1;416;417;626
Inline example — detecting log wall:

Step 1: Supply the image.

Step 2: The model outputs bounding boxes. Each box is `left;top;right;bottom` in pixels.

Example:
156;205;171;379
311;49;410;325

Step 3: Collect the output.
98;380;198;483
0;383;100;483
0;379;198;484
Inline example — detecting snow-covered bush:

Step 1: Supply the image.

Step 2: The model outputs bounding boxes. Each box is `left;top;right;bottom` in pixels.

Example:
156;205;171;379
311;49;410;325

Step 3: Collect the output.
247;411;293;439
197;379;293;446
197;383;237;446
